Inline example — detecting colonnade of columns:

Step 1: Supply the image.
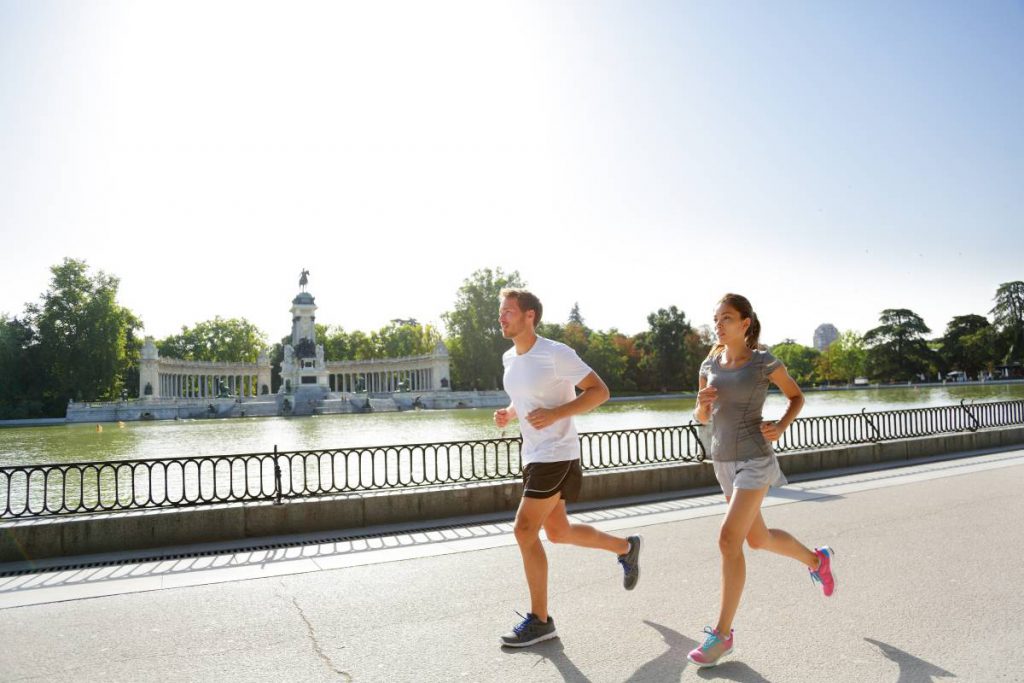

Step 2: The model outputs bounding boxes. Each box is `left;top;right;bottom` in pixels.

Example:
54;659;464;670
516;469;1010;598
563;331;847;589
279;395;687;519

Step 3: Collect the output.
329;368;433;393
159;373;263;398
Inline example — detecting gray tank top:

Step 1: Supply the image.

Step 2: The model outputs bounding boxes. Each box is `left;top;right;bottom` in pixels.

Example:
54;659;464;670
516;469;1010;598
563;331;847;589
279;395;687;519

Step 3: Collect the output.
699;350;782;461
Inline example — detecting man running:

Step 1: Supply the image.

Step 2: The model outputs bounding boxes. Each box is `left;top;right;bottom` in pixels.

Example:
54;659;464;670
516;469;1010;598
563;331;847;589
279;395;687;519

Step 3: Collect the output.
495;288;642;648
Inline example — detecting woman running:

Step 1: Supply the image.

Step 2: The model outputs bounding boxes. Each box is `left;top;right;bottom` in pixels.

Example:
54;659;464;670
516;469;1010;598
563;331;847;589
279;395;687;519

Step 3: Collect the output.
687;293;835;668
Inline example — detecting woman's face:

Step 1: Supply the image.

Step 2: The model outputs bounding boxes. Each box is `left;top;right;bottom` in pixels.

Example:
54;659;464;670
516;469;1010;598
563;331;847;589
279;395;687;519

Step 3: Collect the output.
713;302;750;346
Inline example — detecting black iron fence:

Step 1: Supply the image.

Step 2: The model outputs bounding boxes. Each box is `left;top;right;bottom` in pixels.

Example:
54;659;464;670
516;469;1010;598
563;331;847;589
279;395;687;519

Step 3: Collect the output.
2;400;1021;520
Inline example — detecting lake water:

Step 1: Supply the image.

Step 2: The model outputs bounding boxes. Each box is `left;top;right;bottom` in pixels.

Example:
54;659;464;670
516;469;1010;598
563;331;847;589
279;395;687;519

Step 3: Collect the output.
2;383;1022;467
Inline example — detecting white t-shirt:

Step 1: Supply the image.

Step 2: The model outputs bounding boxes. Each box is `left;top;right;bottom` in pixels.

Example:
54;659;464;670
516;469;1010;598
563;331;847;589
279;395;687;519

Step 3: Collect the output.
502;336;594;465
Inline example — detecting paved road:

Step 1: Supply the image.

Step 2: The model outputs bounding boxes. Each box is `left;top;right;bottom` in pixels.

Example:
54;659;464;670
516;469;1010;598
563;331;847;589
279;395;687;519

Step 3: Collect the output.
2;448;1023;682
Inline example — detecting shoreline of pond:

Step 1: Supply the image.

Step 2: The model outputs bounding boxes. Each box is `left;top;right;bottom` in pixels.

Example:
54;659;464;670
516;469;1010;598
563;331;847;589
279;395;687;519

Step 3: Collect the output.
606;378;1024;402
2;379;1022;429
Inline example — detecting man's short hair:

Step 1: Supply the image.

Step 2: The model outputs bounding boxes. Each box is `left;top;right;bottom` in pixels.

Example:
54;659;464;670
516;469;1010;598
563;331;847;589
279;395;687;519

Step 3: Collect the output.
499;288;543;326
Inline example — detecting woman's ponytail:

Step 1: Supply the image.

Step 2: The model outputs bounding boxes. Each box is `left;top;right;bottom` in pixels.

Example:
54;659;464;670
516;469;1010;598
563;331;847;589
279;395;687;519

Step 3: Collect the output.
746;311;761;350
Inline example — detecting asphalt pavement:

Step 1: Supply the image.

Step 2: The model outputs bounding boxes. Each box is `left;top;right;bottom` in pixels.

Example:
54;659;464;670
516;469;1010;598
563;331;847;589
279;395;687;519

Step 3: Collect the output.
2;447;1023;682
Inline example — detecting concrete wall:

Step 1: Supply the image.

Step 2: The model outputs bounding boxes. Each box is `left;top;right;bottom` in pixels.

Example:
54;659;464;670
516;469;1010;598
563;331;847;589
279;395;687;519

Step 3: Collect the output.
65;398;281;422
64;389;511;423
3;425;1023;564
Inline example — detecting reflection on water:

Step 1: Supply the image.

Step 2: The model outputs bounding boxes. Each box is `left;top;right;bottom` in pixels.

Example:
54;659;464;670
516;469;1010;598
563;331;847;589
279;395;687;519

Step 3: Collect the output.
1;384;1022;466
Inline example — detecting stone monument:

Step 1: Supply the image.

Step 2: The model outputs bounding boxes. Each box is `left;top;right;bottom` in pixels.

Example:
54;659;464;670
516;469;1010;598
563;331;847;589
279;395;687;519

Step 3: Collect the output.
279;269;329;396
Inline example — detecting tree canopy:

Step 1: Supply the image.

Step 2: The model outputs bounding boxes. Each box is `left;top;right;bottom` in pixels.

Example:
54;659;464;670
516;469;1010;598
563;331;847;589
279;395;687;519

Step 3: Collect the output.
442;268;525;390
940;314;994;376
992;281;1024;363
816;330;867;383
863;309;936;381
636;306;694;391
3;258;143;416
158;317;268;363
771;342;820;385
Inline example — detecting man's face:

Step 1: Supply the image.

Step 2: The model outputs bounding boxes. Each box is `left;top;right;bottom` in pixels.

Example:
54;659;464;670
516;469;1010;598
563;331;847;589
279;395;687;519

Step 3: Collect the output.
499;297;532;339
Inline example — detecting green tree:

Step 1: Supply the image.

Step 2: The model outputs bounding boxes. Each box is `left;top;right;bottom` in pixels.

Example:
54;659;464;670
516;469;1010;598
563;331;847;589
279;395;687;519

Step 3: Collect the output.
269;337;287;393
568;302;585;326
960;326;1000;378
158;317;268;363
442;268;525;390
636;306;693;391
816;330;867;384
613;333;643;393
536;322;565;343
991;281;1024;363
863;309;935;381
939;314;994;376
346;330;376;360
582;330;628;391
770;342;821;385
29;258;142;413
682;326;715;390
0;315;42;418
562;322;589;356
372;321;442;358
317;324;351;361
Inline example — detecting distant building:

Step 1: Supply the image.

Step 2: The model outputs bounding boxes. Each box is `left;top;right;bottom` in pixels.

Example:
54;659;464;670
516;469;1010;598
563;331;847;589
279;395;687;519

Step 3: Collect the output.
813;323;840;351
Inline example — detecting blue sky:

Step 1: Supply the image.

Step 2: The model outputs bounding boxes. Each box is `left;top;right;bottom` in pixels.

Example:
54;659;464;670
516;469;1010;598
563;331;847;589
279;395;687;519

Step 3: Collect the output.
1;1;1021;346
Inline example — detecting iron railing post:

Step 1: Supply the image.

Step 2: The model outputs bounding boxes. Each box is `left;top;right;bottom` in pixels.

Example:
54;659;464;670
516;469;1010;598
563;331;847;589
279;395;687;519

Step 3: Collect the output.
273;445;283;505
861;408;882;442
960;399;980;432
688;421;708;462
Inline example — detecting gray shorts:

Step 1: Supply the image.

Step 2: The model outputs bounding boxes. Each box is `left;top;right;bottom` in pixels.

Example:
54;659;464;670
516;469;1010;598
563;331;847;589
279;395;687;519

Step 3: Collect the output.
713;455;788;499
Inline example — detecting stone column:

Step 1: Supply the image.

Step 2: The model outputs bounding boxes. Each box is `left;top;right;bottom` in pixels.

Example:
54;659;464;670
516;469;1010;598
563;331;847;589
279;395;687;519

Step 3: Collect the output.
139;337;160;399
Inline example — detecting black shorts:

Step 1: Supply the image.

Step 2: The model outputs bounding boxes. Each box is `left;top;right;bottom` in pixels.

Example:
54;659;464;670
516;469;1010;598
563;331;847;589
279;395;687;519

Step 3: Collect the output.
522;459;583;502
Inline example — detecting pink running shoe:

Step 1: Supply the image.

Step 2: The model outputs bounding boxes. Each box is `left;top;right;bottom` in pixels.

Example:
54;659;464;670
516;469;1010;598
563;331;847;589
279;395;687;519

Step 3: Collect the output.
809;546;836;597
687;627;734;668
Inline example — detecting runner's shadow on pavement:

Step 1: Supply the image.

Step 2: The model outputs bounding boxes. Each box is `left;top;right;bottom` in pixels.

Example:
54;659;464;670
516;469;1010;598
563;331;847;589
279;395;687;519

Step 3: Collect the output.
865;638;956;682
504;637;590;682
627;621;770;682
694;661;772;683
624;621;699;682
